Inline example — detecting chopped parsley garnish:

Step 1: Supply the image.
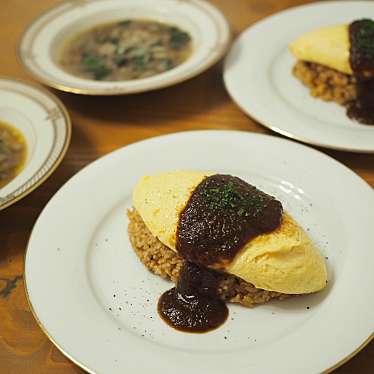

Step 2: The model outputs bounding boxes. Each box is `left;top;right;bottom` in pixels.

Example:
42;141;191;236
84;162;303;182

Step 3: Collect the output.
350;19;374;70
82;56;111;80
133;55;146;69
169;28;191;50
352;19;374;58
118;20;132;27
202;178;270;217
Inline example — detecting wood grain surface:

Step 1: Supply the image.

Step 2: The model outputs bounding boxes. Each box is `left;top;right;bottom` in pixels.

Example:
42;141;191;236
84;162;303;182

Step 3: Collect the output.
0;0;373;373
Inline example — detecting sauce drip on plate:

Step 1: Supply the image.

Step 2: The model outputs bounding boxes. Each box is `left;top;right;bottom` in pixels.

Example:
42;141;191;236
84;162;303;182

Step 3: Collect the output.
158;262;228;333
348;19;374;124
158;174;283;332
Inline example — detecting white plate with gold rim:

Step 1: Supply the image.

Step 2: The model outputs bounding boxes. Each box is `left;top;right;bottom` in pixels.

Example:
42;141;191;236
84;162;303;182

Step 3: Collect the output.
18;0;231;95
0;78;71;210
223;1;374;153
25;131;374;374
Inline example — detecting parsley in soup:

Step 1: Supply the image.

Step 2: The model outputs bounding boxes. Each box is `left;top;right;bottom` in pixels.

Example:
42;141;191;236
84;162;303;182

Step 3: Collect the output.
59;19;192;81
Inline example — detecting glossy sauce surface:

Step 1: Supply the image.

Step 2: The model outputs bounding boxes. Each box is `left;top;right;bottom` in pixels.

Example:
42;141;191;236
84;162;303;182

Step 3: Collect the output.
177;174;283;266
348;19;374;125
158;175;283;332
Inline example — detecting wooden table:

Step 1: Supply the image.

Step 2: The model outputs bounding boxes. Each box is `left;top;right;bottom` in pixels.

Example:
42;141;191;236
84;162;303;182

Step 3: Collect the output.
0;0;373;372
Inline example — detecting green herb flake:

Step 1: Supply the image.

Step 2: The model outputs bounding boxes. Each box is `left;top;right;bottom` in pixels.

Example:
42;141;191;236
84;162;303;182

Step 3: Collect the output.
151;40;162;47
133;55;146;69
109;37;119;44
237;207;245;216
351;19;374;60
169;29;191;49
82;56;101;70
166;59;175;70
115;56;129;67
119;20;132;27
93;66;112;80
81;56;112;80
201;176;270;217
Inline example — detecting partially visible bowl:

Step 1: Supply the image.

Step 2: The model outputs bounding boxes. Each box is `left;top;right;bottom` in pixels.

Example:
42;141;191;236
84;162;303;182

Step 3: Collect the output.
0;78;71;210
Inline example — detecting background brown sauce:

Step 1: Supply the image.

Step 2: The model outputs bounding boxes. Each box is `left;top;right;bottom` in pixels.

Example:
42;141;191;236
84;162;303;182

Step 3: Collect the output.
0;122;27;189
347;19;374;125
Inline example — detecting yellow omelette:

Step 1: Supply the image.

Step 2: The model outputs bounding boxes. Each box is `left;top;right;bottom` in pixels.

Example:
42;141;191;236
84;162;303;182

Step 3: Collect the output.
133;171;327;295
289;24;352;74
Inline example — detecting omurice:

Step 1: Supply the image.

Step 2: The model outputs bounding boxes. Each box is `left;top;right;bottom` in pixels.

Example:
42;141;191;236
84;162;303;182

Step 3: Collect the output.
289;19;374;125
128;171;327;332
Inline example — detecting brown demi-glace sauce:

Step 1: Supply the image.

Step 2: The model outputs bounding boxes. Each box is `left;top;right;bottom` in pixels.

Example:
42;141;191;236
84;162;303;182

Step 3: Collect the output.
158;174;283;332
347;19;374;125
177;174;283;266
158;262;228;333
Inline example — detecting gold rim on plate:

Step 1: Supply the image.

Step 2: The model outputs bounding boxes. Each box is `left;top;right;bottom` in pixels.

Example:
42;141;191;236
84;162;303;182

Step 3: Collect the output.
23;233;374;374
23;223;374;374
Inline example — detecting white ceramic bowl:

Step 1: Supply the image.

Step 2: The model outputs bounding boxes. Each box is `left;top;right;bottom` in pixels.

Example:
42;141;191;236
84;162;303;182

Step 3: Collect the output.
19;0;231;95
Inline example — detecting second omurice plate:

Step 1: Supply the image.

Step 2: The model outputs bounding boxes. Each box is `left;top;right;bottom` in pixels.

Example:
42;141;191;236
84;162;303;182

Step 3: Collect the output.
223;1;374;153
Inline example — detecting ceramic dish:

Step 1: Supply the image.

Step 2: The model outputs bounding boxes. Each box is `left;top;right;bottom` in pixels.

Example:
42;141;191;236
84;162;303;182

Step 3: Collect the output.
223;1;374;153
0;78;71;210
18;0;231;95
25;130;374;374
